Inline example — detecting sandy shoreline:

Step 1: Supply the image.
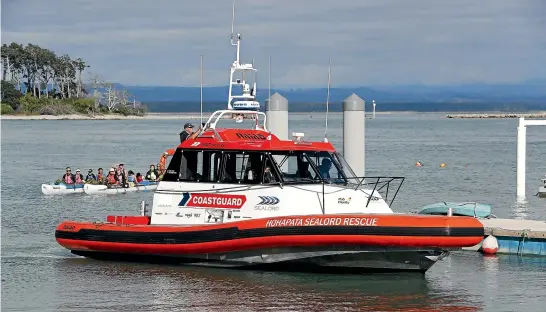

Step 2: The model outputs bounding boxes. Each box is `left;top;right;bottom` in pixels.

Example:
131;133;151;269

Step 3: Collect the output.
1;113;203;120
3;111;545;120
0;111;408;120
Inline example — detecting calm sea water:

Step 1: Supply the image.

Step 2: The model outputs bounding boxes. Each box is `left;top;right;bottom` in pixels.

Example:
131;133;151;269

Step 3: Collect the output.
2;113;546;311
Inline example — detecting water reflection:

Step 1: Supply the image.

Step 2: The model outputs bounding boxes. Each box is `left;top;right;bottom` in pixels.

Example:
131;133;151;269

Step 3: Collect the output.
53;258;481;311
510;200;529;219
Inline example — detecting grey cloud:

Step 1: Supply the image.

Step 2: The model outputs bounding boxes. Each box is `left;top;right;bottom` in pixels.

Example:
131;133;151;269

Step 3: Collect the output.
2;0;545;86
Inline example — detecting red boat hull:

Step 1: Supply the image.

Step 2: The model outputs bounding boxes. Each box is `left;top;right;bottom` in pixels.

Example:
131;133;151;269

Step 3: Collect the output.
56;214;484;255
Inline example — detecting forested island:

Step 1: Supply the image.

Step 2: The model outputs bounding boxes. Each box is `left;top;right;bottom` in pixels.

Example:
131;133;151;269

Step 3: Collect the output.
1;42;146;117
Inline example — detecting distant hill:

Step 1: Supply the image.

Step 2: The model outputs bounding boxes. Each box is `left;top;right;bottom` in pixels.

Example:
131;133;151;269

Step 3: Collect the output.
99;82;546;112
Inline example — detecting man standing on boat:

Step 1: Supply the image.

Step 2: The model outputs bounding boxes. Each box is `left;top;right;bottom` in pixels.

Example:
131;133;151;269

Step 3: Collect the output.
179;123;202;143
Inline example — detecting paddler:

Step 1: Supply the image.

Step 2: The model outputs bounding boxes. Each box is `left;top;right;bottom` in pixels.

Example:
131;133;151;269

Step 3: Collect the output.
85;169;97;182
74;169;84;184
62;167;75;184
106;168;118;185
127;170;137;187
97;168;104;183
145;164;159;181
115;165;128;187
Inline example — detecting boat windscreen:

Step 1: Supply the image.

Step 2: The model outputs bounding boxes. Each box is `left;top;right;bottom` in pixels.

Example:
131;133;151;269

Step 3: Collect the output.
270;151;322;184
332;152;358;180
304;151;356;183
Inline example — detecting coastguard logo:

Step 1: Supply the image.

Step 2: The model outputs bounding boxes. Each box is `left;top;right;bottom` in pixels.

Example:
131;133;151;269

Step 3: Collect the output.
178;193;246;209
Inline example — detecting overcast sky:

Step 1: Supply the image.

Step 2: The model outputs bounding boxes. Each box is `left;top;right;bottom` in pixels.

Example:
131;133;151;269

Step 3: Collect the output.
2;0;546;87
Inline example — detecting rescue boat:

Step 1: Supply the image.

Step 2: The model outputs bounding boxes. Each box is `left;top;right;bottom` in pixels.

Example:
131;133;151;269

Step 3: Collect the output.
55;6;482;272
56;109;484;273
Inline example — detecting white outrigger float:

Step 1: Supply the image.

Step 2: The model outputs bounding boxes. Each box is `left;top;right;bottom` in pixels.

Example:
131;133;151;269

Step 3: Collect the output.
55;3;483;274
83;181;158;195
42;183;84;195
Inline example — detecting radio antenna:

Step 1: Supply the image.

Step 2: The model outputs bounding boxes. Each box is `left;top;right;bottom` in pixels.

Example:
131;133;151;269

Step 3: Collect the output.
267;54;271;107
230;0;236;46
324;58;331;142
200;54;203;126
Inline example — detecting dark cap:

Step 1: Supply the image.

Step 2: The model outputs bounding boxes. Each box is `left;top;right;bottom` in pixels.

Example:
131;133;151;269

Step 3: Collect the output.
184;123;194;129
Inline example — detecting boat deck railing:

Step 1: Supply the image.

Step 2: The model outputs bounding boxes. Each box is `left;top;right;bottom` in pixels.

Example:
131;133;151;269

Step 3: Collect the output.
346;176;405;208
199;110;269;141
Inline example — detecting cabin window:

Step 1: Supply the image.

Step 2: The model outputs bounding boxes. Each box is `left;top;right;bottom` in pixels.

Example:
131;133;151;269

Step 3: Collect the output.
162;148;183;182
163;149;283;185
262;154;282;184
162;149;222;182
270;151;320;184
219;152;267;184
204;152;222;182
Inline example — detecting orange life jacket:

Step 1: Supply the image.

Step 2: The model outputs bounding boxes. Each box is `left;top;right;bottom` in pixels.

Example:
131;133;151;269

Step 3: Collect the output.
107;174;117;184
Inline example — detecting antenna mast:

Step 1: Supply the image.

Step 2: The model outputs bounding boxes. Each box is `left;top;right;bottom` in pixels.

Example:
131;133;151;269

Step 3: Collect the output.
267;54;271;107
230;0;236;46
200;54;203;125
226;0;260;112
324;58;331;142
230;0;240;63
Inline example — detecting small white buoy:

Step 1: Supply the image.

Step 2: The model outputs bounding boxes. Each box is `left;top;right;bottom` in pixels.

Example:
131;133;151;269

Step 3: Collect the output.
482;235;499;254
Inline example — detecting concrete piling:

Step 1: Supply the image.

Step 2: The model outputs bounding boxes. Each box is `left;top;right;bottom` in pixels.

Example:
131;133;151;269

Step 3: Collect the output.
265;92;288;140
266;92;289;171
342;93;366;177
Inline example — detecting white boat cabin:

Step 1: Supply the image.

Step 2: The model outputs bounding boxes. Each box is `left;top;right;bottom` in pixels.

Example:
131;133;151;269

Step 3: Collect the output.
150;111;403;226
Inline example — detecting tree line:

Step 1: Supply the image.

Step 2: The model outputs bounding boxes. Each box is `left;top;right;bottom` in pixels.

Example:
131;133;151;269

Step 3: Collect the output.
1;42;146;116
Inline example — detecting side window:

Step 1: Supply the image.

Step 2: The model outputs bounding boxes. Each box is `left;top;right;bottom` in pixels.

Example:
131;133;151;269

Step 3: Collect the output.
219;152;264;184
276;152;299;182
163;150;222;182
203;151;222;182
184;151;199;181
260;155;276;184
220;152;237;183
162;148;183;182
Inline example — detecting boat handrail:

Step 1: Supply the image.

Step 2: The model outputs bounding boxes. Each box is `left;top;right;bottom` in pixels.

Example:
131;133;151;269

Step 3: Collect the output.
281;176;405;208
284;176;405;209
347;176;405;208
199;109;268;141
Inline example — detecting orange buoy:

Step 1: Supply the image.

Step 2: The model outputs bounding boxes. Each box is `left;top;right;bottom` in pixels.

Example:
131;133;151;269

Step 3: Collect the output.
481;235;498;254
